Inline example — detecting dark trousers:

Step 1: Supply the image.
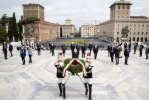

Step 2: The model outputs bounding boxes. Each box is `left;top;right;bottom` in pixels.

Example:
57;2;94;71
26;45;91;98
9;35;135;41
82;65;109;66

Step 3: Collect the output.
71;50;73;58
146;53;148;59
4;52;7;59
29;55;32;63
134;49;136;54
89;49;92;53
52;50;54;56
37;50;41;55
50;48;52;53
94;53;97;59
110;52;114;62
10;50;13;56
82;51;85;58
115;54;119;64
63;50;65;57
77;51;80;58
140;50;142;56
21;57;25;64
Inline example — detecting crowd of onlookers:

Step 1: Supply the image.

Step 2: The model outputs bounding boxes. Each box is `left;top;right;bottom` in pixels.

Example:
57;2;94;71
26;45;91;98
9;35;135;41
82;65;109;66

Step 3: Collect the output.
1;40;149;66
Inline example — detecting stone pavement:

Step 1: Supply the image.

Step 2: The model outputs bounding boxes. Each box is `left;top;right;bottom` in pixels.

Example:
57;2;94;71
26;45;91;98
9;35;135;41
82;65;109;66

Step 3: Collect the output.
0;48;149;100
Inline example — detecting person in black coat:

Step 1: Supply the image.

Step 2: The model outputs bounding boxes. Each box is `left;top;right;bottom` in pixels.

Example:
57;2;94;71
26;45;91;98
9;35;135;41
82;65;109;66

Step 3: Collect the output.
9;43;13;57
72;49;78;58
51;43;55;56
107;44;111;57
88;42;93;53
70;42;75;58
93;44;98;59
49;41;52;53
124;42;127;50
139;43;144;57
124;47;130;65
36;42;41;55
76;43;80;57
61;44;67;57
3;44;8;59
81;43;86;58
109;45;115;62
128;42;131;52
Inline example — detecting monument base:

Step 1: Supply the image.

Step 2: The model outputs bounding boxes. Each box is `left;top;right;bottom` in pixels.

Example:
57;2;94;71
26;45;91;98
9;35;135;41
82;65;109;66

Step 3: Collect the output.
121;37;129;42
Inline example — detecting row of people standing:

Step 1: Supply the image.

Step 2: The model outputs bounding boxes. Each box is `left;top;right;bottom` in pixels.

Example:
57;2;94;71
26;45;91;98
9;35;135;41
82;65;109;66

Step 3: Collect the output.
70;42;99;59
2;42;13;60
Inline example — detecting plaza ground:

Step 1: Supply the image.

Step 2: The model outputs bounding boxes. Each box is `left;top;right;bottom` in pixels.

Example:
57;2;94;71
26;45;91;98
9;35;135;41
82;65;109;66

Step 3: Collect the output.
0;48;149;100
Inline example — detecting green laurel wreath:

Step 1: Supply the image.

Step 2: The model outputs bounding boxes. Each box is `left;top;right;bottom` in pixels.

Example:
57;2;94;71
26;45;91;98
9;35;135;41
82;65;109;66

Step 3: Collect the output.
63;58;85;75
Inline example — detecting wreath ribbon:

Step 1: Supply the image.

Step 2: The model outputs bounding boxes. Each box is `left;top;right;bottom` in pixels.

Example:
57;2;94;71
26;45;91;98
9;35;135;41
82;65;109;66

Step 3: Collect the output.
62;58;87;77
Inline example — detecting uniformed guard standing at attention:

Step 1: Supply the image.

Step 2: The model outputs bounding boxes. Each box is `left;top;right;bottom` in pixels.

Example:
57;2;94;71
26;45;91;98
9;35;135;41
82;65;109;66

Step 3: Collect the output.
84;52;94;100
54;52;66;99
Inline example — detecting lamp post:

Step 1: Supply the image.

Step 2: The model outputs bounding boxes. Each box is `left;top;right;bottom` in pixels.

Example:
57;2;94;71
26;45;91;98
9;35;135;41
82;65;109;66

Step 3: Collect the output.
50;29;52;41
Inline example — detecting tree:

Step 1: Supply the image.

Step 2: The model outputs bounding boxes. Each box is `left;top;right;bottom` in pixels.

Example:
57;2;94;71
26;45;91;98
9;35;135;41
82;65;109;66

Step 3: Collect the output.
12;12;18;41
19;17;40;38
18;20;23;41
0;14;9;26
8;17;13;42
0;26;7;43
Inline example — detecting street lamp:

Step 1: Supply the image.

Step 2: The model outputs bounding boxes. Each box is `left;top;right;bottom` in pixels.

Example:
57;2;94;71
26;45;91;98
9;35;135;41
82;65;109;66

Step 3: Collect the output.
50;29;52;41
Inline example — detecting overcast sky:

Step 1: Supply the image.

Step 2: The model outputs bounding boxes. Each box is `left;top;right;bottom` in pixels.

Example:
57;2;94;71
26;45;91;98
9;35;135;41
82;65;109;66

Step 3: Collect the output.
0;0;149;30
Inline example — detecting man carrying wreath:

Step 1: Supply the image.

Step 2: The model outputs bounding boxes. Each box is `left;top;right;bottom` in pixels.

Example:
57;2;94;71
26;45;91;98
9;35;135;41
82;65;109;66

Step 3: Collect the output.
54;52;66;99
84;52;94;100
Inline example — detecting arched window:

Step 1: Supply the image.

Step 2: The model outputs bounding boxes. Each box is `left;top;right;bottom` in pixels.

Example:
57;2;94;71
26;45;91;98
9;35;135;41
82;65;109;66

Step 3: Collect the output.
133;37;135;41
141;37;143;42
145;37;147;42
137;37;139;42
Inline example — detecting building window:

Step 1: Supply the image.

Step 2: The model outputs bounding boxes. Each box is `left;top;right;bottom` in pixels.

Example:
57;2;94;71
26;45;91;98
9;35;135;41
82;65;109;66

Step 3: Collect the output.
118;16;119;18
138;24;140;27
134;24;136;27
117;32;119;34
141;38;143;42
146;32;148;35
130;28;131;30
127;12;128;14
134;32;135;35
145;37;147;42
138;32;139;35
147;25;148;27
134;28;135;30
142;32;143;35
118;24;119;26
127;5;129;9
133;37;135;41
137;37;139;42
122;5;125;9
118;5;120;9
142;24;144;27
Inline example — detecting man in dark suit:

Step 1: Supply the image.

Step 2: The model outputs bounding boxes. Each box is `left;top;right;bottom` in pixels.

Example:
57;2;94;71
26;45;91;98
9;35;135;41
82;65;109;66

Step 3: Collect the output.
88;42;93;53
93;44;98;59
61;44;67;57
81;43;86;58
72;49;78;58
9;43;13;57
76;43;80;57
124;42;127;49
49;41;52;53
139;43;144;57
51;43;55;56
36;42;41;55
110;45;115;62
128;42;131;52
3;44;8;59
71;42;75;58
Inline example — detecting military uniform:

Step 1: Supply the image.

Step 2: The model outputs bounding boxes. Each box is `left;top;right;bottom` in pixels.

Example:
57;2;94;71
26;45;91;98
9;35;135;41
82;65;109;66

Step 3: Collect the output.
83;52;94;100
54;53;66;99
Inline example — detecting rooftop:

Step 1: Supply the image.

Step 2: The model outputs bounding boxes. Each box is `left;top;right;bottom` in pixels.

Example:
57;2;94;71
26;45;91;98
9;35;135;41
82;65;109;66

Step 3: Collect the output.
22;3;44;9
110;0;132;8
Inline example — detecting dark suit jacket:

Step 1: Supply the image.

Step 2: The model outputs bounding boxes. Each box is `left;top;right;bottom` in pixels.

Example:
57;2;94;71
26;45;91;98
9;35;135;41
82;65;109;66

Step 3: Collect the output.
51;45;55;50
72;52;78;58
81;45;86;52
9;45;13;51
93;46;98;54
36;44;41;50
71;44;75;51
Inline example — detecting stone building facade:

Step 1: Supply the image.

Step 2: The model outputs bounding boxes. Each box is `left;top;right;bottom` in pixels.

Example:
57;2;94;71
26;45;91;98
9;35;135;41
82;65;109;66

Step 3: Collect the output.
81;24;95;37
22;3;56;43
100;0;149;43
61;19;76;38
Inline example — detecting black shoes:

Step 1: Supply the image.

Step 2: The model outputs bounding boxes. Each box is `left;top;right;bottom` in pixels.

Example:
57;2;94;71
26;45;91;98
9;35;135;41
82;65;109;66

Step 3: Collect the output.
84;83;88;95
